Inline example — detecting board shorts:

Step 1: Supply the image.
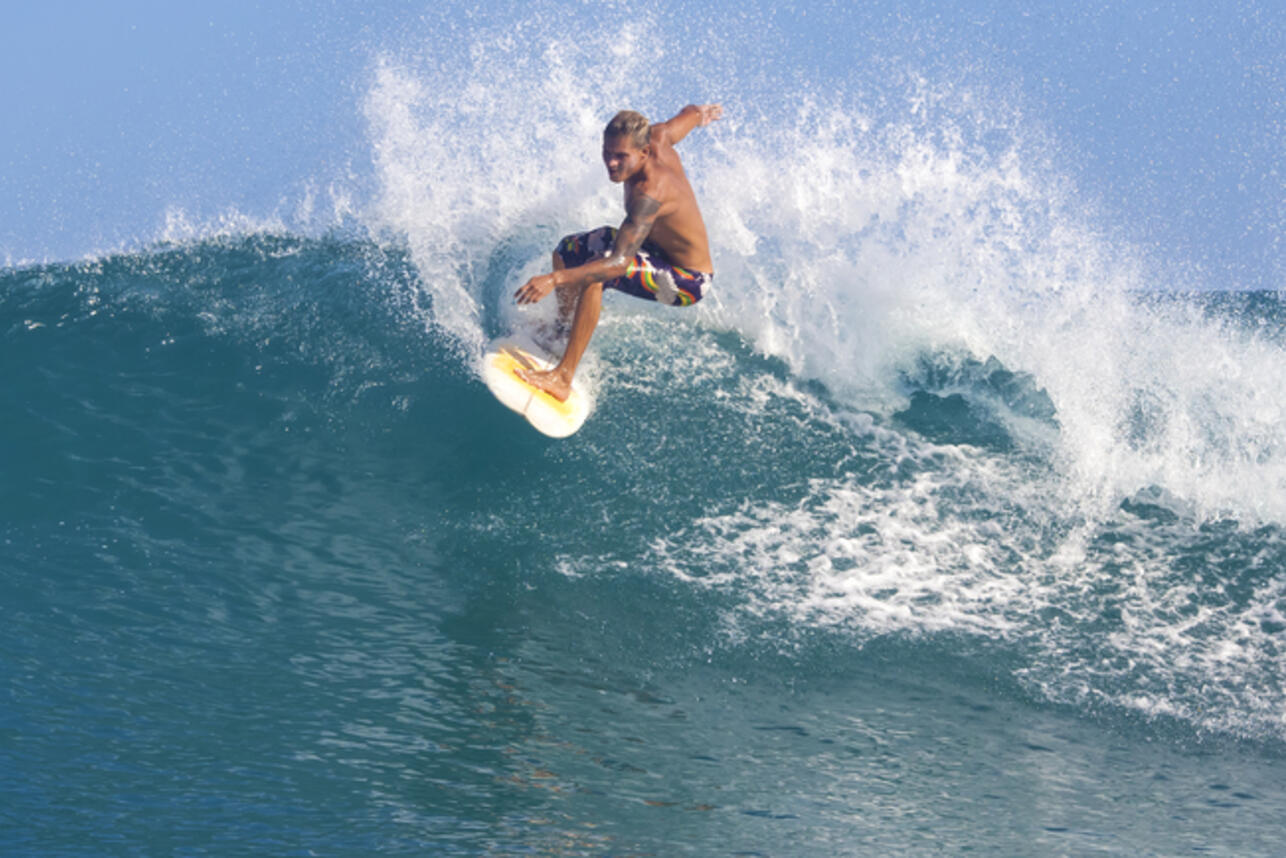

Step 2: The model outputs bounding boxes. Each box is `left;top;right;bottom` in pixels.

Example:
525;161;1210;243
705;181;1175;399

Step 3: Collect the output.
555;226;710;307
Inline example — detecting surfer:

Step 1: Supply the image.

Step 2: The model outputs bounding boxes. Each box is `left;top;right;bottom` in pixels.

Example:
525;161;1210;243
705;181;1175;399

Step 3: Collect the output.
513;103;722;401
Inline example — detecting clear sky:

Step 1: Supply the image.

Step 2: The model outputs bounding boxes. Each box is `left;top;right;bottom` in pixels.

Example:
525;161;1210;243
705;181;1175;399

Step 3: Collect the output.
3;0;1282;289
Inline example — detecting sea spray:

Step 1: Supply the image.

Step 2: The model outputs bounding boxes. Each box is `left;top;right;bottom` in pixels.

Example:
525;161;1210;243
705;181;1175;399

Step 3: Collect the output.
363;11;1286;525
361;13;663;359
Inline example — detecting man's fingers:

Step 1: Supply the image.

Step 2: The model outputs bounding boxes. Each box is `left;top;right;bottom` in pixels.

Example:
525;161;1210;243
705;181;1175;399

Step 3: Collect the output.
514;278;547;304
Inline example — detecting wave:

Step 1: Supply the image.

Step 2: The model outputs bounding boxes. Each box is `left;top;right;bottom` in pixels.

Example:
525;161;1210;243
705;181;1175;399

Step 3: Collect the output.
4;234;1285;744
5;5;1285;745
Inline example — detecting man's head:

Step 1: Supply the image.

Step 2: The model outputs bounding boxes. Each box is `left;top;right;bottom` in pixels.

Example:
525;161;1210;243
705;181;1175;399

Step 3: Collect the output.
605;110;650;149
602;110;650;183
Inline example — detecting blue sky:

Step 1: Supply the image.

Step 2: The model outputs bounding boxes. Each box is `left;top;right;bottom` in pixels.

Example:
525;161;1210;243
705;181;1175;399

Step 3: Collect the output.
2;2;399;259
3;1;1282;289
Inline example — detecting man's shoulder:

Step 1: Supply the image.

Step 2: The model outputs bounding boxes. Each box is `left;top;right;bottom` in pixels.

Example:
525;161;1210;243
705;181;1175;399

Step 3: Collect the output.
649;121;675;147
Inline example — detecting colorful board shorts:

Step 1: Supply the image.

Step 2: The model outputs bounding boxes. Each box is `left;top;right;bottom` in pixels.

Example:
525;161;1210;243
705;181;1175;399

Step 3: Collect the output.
555;226;710;307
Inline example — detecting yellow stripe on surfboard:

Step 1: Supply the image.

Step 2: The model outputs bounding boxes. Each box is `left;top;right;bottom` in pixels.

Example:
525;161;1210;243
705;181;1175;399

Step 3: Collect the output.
494;346;578;418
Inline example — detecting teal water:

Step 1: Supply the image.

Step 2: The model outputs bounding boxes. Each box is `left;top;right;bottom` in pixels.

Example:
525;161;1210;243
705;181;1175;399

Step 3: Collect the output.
3;235;1286;854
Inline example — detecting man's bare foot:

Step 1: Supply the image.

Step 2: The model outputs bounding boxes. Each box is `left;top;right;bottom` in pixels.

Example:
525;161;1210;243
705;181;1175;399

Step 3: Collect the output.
516;366;573;402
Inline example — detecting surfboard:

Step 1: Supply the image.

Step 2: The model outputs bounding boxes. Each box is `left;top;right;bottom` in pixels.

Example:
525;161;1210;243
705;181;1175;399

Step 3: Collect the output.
482;334;592;438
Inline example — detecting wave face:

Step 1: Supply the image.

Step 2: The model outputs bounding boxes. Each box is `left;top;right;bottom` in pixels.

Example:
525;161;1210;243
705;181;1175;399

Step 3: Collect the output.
5;4;1286;854
4;235;1286;852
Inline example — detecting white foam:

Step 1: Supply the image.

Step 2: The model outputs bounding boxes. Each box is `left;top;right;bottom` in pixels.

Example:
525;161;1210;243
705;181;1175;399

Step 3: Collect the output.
688;81;1286;524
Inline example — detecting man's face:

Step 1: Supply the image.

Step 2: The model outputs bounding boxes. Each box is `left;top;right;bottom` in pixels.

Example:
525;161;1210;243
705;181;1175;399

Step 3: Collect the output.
602;135;647;183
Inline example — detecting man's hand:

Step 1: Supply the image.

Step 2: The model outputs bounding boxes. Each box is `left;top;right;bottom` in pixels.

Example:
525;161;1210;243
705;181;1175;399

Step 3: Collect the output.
515;272;557;304
696;104;723;126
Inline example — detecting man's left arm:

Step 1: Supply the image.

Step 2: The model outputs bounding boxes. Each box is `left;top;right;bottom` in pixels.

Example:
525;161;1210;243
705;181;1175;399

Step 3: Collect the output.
651;103;722;146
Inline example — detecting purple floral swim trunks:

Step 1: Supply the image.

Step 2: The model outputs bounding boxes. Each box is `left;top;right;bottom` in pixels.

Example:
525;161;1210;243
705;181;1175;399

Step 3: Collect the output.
555;226;710;307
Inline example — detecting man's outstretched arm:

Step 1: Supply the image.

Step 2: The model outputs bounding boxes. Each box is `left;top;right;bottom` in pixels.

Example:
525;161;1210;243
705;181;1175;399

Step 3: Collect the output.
651;103;722;146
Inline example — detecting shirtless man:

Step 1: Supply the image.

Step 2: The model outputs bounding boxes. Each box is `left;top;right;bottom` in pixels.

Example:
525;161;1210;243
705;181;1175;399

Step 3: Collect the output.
513;103;723;401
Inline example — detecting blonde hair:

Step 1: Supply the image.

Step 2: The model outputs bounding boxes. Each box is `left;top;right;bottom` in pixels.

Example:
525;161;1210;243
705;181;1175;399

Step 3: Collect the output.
604;110;650;149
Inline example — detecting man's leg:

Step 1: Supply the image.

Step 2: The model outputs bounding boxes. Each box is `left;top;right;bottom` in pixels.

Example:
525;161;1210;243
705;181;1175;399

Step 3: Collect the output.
517;280;602;402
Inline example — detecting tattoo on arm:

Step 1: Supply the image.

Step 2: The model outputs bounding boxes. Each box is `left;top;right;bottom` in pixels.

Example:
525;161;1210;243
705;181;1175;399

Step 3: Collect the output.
610;194;661;265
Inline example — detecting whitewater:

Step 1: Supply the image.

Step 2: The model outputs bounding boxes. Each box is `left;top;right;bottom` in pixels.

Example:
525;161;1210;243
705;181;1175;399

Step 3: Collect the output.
4;5;1286;855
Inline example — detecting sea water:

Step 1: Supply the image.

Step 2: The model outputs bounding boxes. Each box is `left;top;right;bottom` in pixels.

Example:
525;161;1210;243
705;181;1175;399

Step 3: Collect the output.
4;4;1286;856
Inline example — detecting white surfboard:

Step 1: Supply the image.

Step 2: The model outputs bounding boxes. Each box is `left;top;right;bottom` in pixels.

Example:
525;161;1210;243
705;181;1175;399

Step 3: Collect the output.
482;334;593;438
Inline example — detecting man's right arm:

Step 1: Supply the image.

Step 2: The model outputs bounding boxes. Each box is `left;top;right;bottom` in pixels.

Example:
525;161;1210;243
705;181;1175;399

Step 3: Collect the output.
652;103;722;146
513;192;662;304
